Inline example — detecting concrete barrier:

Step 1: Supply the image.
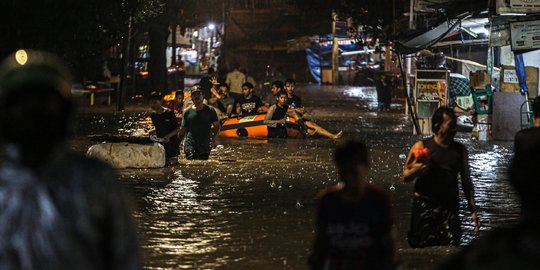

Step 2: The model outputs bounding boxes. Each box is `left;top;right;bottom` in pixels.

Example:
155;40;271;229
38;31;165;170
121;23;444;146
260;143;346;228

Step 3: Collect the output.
87;142;166;168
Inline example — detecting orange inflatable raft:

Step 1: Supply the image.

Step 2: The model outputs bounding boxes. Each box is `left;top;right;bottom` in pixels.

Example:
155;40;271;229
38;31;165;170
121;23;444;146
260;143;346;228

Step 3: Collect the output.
219;113;304;139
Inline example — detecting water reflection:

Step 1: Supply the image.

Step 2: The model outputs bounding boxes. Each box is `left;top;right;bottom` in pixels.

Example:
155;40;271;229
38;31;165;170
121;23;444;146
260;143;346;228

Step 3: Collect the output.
74;85;520;269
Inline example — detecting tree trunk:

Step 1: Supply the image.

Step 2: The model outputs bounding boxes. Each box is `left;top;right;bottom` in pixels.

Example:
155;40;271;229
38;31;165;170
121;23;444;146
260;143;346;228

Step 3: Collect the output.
149;23;169;94
118;17;132;111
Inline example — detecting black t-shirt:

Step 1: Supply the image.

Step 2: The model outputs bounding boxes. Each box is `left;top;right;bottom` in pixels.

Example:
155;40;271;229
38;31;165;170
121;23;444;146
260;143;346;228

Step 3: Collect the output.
286;94;302;108
199;76;214;100
182;105;219;153
237;95;263;116
270;105;288;120
265;104;289;138
310;184;395;270
415;137;474;211
151;109;179;138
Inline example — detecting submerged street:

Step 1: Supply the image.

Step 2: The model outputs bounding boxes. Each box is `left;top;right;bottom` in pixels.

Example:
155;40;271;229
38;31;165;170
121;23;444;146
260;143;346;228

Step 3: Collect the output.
73;84;519;270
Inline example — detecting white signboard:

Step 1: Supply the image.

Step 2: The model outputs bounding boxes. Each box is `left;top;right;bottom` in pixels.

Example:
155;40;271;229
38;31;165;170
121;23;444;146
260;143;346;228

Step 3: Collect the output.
503;69;519;83
497;0;540;14
510;20;540;51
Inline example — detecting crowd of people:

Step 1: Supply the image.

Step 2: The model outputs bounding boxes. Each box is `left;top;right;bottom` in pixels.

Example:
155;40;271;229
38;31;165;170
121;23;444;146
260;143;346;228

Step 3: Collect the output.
149;67;342;164
1;51;538;270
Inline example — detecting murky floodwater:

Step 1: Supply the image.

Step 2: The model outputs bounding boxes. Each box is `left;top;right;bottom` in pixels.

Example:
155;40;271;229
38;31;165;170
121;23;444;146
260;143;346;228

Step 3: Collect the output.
73;85;518;270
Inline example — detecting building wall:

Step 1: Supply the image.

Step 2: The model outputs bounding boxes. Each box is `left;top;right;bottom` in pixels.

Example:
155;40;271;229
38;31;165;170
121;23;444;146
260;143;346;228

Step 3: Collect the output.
223;3;311;82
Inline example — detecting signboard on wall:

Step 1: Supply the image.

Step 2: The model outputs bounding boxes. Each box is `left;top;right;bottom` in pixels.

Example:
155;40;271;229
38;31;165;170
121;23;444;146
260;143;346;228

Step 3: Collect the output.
497;0;540;14
415;70;449;118
503;69;519;83
510;20;540;51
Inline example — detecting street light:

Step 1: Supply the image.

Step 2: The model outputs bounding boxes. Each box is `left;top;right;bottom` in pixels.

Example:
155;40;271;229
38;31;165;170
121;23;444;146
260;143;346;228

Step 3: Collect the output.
208;23;216;30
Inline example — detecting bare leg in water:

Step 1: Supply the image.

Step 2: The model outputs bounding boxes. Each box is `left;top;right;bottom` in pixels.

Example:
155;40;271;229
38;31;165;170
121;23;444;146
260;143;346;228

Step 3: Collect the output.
288;110;342;139
304;121;343;139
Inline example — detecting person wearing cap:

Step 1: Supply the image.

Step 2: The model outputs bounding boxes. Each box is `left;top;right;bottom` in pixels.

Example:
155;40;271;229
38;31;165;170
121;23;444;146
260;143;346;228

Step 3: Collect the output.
0;50;140;269
179;85;221;160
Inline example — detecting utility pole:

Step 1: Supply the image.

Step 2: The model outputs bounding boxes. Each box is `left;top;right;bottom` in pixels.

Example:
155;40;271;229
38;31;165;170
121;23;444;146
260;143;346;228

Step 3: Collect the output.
332;10;339;85
118;16;132;112
171;24;177;66
406;0;415;115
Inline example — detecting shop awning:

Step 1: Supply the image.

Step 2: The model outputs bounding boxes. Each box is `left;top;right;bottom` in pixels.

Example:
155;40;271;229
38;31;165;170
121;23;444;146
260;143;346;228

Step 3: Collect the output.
395;19;461;54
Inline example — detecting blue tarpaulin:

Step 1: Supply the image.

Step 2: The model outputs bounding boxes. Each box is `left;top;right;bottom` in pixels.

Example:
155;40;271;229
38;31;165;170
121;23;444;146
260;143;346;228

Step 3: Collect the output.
305;36;363;83
514;53;528;93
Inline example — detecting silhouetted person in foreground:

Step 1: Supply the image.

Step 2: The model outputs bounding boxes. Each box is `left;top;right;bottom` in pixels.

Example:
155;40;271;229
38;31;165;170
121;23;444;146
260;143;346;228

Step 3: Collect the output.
309;140;397;270
437;97;540;270
0;50;140;269
403;107;479;247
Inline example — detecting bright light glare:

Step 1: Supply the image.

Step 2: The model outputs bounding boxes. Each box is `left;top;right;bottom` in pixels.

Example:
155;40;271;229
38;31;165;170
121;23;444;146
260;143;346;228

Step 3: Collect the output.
208;23;215;30
15;49;28;65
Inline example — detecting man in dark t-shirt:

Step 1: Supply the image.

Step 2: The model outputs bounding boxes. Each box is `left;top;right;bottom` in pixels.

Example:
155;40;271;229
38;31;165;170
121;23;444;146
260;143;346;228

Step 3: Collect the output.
149;92;181;165
285;78;303;114
437;98;540;270
310;140;397;270
403;107;479;247
180;87;220;160
216;83;235;117
264;90;289;138
236;82;263;116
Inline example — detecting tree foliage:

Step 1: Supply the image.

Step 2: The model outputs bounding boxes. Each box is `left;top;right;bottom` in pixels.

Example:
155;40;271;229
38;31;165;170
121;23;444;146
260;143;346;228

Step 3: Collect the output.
297;0;406;41
0;0;164;80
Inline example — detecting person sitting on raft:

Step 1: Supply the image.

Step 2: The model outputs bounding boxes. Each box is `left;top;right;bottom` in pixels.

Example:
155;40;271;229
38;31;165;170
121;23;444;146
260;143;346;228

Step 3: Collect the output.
264;90;290;138
214;83;235;118
282;79;342;139
236;82;264;116
264;90;343;140
261;80;285;111
206;90;231;120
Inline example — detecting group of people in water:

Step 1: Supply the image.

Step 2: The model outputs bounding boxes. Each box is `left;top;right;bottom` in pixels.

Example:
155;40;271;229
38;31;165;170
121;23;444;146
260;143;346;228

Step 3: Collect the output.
2;50;539;270
149;71;342;165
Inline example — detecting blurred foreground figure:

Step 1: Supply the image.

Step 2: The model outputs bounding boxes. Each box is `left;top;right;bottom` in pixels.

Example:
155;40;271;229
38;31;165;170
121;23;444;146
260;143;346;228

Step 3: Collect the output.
0;50;140;269
438;98;540;270
309;140;397;270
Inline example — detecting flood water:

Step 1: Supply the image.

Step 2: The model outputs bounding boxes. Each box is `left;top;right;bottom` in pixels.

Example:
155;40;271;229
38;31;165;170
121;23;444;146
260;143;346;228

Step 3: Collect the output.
73;84;519;270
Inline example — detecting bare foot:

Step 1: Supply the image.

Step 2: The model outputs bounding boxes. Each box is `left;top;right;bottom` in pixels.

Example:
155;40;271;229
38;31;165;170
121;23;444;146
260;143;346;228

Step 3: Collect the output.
333;131;343;139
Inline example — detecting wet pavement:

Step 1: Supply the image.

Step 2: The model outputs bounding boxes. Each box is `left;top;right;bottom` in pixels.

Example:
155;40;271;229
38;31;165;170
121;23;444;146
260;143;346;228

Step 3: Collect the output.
73;84;519;270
